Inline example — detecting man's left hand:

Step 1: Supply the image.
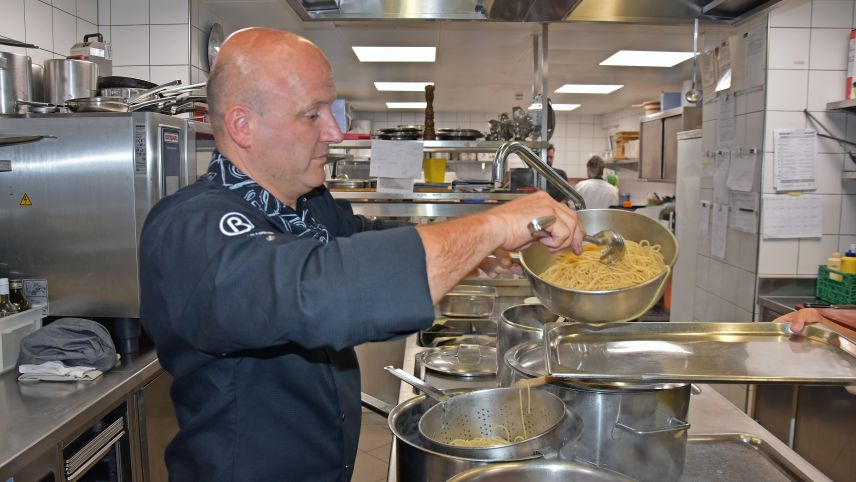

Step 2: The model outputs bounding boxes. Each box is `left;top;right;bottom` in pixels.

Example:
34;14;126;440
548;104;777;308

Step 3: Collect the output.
476;248;523;278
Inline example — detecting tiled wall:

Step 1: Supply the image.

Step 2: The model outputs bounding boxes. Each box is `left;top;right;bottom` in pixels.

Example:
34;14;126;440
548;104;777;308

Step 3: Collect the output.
354;110;607;178
758;0;856;277
0;0;99;67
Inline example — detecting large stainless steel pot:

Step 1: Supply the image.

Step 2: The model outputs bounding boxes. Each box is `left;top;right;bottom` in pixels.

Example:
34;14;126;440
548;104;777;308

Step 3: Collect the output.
519;209;678;323
44;59;97;103
30;63;44;102
496;303;561;387
504;341;691;482
447;460;635;482
0;51;33;114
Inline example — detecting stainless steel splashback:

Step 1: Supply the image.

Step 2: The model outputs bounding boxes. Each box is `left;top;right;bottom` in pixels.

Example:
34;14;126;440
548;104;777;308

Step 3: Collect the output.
0;112;213;317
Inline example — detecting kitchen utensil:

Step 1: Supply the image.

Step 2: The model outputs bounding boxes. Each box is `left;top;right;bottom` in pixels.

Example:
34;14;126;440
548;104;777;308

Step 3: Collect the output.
496;303;563;387
207;23;224;67
100;87;145;100
686;18;700;104
437;128;485;141
504;341;691;482
97;76;157;90
325;179;371;190
447;460;636;482
440;285;497;318
527;215;627;264
519;208;677;322
417;344;497;378
384;366;450;403
418;318;497;348
543;321;856;384
0;35;37;49
0;51;33;114
43;59;97;104
127;79;183;104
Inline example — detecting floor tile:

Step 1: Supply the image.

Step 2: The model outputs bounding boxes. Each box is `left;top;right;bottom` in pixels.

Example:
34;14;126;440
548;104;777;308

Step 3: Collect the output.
361;410;388;425
352;451;388;482
358;423;393;452
367;443;391;462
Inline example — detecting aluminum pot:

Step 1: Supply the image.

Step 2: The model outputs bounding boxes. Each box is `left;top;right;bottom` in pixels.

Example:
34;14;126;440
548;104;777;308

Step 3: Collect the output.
447;460;635;482
0;51;33;114
44;59;97;104
496;303;562;387
504;341;691;482
30;62;44;102
519;209;678;323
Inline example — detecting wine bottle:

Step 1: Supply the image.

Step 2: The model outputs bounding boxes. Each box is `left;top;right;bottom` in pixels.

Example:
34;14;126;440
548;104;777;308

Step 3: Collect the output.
9;279;30;311
0;278;19;317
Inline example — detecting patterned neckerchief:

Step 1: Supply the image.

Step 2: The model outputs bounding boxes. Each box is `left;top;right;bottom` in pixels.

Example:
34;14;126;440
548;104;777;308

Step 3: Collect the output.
205;150;330;244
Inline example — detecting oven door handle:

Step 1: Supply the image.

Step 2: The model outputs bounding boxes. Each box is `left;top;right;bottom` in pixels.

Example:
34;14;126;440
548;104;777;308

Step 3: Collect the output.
66;431;126;482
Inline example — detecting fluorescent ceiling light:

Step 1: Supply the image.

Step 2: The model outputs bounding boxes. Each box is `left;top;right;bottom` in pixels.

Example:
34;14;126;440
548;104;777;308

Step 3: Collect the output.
374;82;434;91
555;84;623;94
386;102;427;109
352;46;436;62
600;50;694;67
529;103;581;111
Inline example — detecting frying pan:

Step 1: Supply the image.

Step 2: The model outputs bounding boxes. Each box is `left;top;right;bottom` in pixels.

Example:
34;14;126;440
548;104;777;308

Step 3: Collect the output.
97;76;157;90
18;97;129;113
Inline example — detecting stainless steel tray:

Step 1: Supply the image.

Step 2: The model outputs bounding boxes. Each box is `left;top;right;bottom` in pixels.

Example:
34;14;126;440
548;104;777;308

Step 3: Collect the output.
683;434;812;482
544;322;856;383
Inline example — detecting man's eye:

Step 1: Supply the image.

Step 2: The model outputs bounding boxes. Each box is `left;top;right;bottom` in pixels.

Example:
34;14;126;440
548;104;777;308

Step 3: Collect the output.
307;112;320;119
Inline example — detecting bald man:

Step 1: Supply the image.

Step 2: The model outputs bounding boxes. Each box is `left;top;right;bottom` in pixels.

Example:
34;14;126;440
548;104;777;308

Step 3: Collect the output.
139;28;583;481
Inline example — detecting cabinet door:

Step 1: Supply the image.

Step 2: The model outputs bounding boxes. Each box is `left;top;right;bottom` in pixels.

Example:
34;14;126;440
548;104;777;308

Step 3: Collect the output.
662;115;682;181
639;120;663;179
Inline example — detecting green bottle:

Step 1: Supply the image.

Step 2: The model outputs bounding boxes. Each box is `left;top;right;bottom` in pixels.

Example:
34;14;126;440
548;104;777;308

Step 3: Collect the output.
0;278;19;317
9;280;30;311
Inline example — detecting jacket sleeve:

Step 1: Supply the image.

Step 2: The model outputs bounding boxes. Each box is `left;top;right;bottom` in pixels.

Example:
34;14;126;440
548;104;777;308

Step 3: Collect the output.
330;198;410;234
140;193;434;355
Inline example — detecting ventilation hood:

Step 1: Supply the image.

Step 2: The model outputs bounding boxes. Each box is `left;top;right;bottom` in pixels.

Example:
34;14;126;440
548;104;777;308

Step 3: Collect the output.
286;0;783;24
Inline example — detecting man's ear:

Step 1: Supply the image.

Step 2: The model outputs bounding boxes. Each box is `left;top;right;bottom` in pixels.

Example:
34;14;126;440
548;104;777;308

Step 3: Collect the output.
224;105;252;149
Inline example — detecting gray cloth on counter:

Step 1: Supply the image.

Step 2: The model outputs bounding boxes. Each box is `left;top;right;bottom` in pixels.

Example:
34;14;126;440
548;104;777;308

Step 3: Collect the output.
17;318;119;371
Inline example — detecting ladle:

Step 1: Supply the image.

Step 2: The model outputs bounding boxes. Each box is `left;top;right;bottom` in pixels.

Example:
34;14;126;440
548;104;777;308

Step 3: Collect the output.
685;18;701;104
528;215;626;265
384;366;450;403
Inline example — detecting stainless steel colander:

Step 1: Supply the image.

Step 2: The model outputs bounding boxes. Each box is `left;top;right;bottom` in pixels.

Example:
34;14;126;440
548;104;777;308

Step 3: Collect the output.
417;387;573;460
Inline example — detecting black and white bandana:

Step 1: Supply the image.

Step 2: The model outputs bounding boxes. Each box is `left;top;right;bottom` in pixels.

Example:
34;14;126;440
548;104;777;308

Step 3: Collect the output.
206;150;330;244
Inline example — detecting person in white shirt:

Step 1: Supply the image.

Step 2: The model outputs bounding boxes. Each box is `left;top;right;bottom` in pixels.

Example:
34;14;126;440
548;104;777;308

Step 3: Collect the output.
574;156;619;209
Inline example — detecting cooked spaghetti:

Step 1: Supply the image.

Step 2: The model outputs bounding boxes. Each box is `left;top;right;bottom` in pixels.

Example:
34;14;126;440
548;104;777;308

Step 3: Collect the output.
539;240;666;291
447;387;532;448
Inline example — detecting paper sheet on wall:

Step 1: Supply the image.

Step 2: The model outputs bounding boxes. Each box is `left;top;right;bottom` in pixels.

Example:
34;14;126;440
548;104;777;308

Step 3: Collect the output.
714;150;731;203
773;129;816;191
702;152;715;178
717;95;736;149
700;48;718;102
762;194;823;238
729;191;759;234
698;200;712;255
711;202;729;259
744;23;767;89
728;34;746;92
716;39;732;92
726;149;760;192
369;139;423;179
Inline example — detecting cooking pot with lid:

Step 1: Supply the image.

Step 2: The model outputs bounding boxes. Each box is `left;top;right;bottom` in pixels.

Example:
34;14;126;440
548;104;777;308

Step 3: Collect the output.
496;303;561;387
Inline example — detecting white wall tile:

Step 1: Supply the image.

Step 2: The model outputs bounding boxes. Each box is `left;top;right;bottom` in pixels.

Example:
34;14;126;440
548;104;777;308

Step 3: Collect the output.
76;19;97;46
111;25;148;65
745;88;766;114
768;28;810;69
735;306;753;323
150;0;188;24
722;264;739;303
26;47;53;66
0;0;27;43
726;228;742;267
693;287;707;321
53;0;76;15
112;64;149;79
97;0;109;25
738;231;759;270
770;0;812;27
25;0;53;54
758;238;799;274
797;235;840;274
744;111;764;148
704;293;720;321
762;152;775;193
53;7;77;55
811;0;854;28
841;194;856;234
807;70;847;111
766;69;808;111
709;259;724;295
736;268;756;311
150;24;188;65
809;28;850;70
816;154;846;193
695;254;710;289
111;0;149;25
822;193;843;233
764;111;806;152
77;0;97;23
150;64;189;85
840;234;856;252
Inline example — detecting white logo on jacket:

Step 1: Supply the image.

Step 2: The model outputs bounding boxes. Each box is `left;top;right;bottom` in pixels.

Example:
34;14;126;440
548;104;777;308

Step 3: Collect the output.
219;212;255;236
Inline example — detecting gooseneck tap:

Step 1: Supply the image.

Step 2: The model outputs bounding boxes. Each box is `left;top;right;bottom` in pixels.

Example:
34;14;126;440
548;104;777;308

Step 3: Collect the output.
492;141;587;210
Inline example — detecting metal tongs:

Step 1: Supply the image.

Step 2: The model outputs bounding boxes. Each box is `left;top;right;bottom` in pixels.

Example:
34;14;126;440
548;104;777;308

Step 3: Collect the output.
528;215;626;265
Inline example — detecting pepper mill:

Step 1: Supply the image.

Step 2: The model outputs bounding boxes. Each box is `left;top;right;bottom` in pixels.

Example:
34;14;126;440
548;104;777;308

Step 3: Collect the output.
423;84;435;141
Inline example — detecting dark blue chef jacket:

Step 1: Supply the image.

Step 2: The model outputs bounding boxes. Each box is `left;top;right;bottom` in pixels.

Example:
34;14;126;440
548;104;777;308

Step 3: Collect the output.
139;179;434;481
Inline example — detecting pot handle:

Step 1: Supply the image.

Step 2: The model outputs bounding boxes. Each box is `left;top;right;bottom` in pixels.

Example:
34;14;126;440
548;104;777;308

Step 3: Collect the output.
360;392;394;418
614;416;690;435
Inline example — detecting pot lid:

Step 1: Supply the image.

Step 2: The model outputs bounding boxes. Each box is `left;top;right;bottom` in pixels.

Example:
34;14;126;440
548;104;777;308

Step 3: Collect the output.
420;344;497;377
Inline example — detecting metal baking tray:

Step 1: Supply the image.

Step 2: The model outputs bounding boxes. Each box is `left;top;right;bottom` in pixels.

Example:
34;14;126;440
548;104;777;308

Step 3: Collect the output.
543;322;856;383
682;434;812;481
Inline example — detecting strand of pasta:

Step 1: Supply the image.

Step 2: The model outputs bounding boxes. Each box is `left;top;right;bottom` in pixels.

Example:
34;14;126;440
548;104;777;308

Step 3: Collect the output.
539;240;665;290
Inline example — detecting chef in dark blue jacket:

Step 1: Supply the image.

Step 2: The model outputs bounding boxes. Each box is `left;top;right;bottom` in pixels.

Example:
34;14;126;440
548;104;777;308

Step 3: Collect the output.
139;27;585;482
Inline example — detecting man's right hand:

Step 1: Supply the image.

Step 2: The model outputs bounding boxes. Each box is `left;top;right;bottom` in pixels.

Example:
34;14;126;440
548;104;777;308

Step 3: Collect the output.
483;191;585;254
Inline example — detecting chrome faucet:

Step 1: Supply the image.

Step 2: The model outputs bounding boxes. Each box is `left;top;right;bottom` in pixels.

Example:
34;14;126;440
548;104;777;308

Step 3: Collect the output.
492;141;587;210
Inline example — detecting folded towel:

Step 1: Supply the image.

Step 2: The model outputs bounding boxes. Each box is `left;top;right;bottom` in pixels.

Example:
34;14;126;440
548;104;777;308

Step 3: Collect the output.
18;361;103;382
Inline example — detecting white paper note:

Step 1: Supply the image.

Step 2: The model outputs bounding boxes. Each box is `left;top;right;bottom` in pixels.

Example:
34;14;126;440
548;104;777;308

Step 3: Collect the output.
726;149;760;192
711;203;729;259
369;140;423;178
698;200;712;255
729;191;759;234
702;152;715;178
744;23;767;89
714;151;731;203
717;95;737;150
762;194;823;239
700;48;718;101
716;39;732;92
773;129;816;191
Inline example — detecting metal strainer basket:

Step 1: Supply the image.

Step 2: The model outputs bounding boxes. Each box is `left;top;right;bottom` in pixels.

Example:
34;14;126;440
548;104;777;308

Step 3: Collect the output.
417;387;572;460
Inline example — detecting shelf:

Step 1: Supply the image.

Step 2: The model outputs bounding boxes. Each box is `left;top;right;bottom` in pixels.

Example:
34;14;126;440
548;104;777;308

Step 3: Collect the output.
827;99;856;113
330;140;550;153
844;171;856;179
605;159;639;170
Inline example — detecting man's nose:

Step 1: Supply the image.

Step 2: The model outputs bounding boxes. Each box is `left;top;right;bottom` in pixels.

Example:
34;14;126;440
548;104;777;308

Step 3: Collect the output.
322;110;344;144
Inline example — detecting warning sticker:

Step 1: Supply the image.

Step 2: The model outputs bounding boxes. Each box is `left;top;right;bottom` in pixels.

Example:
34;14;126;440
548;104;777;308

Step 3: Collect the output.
19;193;32;206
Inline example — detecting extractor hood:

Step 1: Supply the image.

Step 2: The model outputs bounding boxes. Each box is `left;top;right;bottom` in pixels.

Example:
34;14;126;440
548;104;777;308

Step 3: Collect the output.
285;0;783;24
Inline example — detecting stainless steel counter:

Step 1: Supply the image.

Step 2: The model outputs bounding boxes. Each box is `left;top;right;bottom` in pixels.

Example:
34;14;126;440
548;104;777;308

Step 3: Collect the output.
0;348;161;477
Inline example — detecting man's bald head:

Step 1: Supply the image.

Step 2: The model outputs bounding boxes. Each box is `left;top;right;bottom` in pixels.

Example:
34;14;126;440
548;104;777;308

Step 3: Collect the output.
207;28;332;135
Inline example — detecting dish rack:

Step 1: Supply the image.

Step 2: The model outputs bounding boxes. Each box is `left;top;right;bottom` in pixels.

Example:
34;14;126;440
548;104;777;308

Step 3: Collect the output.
816;266;856;304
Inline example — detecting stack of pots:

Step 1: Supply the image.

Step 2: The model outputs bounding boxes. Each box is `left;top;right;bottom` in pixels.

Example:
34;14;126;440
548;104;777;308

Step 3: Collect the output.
497;304;692;482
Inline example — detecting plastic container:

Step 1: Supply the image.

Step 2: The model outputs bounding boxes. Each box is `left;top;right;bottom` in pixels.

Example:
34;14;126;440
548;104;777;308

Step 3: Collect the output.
423;157;447;184
828;252;843;281
816;265;856;304
842;244;856;275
